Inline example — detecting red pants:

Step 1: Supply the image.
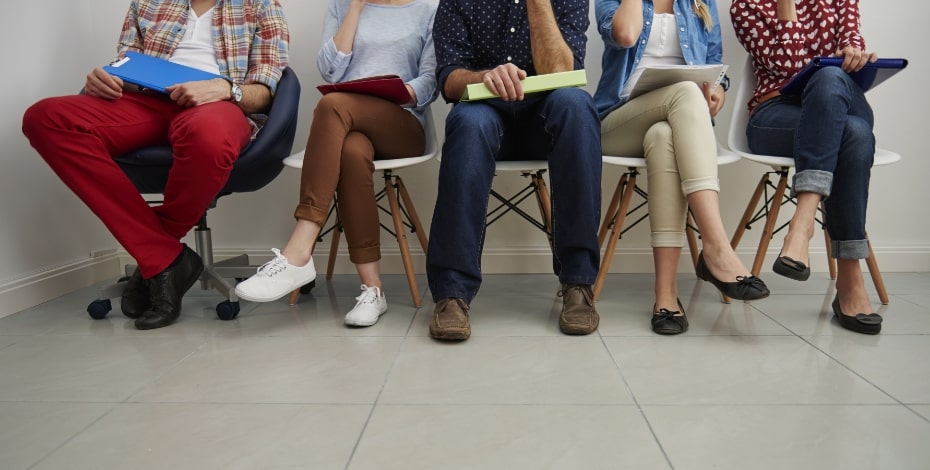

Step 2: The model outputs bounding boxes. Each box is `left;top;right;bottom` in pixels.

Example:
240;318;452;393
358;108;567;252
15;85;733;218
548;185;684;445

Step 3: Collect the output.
22;92;251;278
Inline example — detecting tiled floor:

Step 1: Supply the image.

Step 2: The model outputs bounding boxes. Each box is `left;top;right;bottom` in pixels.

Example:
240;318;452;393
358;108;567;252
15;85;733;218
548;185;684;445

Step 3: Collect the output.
2;272;929;469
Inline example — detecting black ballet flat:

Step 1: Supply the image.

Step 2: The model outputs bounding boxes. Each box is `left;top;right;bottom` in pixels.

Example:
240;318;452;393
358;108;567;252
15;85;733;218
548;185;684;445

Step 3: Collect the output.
832;295;882;335
695;252;770;301
773;254;811;281
651;300;688;335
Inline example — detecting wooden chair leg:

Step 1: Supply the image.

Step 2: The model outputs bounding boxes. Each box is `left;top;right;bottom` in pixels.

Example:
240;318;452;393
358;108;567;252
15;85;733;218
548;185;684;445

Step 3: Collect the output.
864;235;890;305
594;172;637;300
820;201;837;280
730;173;769;251
287;289;300;305
599;172;629;247
385;176;422;307
751;171;789;276
395;176;428;254
532;172;554;252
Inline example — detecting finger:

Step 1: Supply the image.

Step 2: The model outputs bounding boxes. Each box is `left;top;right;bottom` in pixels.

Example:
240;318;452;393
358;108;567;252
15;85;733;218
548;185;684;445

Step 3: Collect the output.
483;72;499;97
868;51;879;63
502;66;523;100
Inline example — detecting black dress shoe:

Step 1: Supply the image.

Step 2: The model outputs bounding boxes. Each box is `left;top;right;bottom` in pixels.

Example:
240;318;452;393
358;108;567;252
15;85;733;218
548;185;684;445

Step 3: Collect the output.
120;268;149;319
695;251;770;301
651;300;688;335
832;295;882;335
773;254;811;281
135;245;204;330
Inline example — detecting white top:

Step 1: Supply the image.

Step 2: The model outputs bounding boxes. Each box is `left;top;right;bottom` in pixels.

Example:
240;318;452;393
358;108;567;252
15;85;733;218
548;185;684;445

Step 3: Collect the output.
638;13;686;68
169;7;221;75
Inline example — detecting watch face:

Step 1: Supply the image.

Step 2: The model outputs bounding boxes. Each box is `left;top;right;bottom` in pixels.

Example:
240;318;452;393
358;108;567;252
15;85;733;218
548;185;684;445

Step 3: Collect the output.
232;84;243;102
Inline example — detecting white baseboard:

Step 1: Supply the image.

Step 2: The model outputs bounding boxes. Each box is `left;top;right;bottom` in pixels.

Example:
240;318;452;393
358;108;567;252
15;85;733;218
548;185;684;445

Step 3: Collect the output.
3;244;928;319
0;251;122;319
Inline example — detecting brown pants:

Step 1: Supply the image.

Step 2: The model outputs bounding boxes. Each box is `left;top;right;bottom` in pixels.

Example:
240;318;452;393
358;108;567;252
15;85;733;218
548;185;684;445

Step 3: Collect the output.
296;92;425;264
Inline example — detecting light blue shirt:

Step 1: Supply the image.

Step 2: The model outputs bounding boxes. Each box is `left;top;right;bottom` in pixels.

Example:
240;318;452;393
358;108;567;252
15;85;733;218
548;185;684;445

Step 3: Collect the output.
317;0;438;124
593;0;724;117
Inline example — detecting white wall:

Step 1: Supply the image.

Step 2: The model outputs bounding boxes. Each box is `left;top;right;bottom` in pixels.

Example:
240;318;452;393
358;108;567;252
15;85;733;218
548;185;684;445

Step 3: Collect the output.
2;0;927;315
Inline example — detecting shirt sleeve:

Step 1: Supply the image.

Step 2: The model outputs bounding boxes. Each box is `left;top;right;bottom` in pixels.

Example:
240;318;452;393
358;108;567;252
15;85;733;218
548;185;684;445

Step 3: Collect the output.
433;0;470;103
557;0;590;70
408;11;439;108
730;0;807;81
317;0;353;83
705;0;723;65
117;0;144;57
245;0;289;95
837;0;866;51
594;0;625;50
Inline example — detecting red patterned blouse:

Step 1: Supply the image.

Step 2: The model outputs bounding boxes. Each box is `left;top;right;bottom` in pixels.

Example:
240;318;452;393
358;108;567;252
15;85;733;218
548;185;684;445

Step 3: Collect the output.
730;0;866;111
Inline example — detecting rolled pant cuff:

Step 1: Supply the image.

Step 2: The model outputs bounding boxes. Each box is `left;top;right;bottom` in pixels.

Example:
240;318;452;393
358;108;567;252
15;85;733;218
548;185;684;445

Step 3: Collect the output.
349;245;381;265
791;170;833;198
831;239;870;260
681;176;719;196
652;232;686;248
294;203;330;226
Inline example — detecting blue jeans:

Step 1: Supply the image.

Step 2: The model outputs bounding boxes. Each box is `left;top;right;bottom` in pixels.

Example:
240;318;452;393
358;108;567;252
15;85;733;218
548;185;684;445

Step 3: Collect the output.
747;66;875;260
427;88;602;303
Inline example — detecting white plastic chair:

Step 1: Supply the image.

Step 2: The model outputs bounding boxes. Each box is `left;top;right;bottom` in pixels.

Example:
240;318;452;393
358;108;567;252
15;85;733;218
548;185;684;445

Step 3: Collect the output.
727;57;899;304
594;143;740;299
282;106;439;307
487;160;554;249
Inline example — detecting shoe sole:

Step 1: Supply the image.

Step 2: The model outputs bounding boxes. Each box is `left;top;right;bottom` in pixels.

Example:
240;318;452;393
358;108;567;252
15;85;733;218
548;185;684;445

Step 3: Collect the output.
344;309;387;327
235;273;317;303
429;329;470;341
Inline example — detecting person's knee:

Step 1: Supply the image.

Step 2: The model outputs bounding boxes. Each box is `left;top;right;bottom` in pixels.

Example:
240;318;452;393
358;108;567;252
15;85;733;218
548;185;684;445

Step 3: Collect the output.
313;92;352;121
446;103;501;138
841;117;875;167
644;121;673;147
543;87;597;119
22;98;63;139
340;133;375;173
807;66;856;98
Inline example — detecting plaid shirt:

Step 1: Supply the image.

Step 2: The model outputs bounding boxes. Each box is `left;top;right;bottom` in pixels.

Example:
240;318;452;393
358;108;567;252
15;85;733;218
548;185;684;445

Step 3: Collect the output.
117;0;289;93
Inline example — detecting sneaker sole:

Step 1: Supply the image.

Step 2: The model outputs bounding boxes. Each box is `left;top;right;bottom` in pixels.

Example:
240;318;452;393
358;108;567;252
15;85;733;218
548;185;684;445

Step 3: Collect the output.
235;274;317;303
344;309;387;327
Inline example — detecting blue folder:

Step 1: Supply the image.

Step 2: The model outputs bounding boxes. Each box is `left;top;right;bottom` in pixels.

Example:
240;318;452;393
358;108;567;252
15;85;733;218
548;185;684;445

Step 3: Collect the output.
780;57;908;95
103;51;226;93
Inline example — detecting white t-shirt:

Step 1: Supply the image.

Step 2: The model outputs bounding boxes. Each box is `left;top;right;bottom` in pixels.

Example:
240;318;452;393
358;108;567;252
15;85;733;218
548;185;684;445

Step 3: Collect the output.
169;7;221;74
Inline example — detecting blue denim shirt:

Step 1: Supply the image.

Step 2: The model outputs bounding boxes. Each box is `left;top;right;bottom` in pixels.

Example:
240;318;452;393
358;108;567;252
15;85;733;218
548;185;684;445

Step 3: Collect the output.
593;0;724;117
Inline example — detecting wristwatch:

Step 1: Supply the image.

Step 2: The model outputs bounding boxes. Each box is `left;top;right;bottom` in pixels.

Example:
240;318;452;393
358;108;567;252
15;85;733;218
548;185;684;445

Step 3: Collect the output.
230;82;243;103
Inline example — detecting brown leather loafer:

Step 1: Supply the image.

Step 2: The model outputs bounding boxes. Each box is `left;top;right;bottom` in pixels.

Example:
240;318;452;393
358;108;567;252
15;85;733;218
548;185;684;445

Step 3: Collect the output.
558;284;599;335
430;298;471;341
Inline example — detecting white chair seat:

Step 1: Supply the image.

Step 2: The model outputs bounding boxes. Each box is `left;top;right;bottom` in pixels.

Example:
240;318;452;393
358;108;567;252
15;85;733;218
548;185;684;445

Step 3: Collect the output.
494;160;549;172
283;150;436;171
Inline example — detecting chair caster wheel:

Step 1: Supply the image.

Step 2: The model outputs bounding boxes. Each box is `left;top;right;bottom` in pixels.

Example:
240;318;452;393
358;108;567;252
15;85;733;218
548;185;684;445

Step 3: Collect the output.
87;299;112;319
299;280;316;295
216;300;240;320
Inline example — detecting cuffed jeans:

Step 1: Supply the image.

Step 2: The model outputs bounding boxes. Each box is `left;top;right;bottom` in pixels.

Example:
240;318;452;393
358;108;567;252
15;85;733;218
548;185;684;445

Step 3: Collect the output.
427;88;602;303
747;66;875;260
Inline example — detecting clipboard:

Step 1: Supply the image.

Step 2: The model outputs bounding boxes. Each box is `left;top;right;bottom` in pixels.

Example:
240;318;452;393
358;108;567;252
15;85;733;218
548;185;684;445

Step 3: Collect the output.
103;51;226;93
780;57;908;95
316;75;412;105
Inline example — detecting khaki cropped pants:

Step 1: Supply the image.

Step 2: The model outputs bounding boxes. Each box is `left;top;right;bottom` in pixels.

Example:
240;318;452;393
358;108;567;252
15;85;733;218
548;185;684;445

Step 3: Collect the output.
296;93;425;264
601;81;719;247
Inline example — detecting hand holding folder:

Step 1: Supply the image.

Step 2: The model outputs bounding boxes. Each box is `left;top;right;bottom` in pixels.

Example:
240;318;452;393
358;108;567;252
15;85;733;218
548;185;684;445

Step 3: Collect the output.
461;70;587;101
102;51;226;93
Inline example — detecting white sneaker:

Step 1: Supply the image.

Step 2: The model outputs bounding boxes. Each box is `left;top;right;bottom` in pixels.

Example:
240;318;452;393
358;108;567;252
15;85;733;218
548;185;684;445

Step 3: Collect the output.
235;248;316;302
344;285;388;327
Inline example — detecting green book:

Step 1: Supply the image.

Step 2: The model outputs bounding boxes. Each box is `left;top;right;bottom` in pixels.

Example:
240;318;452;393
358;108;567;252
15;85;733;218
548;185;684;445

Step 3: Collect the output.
461;69;588;101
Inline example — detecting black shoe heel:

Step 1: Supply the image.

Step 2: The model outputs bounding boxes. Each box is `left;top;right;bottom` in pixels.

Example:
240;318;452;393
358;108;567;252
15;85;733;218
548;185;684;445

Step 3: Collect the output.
695;252;770;301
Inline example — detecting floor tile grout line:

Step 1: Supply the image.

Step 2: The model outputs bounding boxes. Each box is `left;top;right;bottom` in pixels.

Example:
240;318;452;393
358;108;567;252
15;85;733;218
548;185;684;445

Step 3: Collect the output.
342;299;422;470
597;332;676;470
24;402;122;470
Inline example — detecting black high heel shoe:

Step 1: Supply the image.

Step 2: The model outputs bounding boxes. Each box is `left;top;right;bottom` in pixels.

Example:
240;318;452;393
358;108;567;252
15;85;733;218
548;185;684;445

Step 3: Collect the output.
652;299;688;335
832;295;882;335
695;252;770;301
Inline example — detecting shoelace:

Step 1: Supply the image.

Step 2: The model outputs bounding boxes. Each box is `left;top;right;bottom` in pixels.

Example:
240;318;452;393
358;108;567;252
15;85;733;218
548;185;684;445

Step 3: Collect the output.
557;285;593;304
256;248;288;277
356;285;381;305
